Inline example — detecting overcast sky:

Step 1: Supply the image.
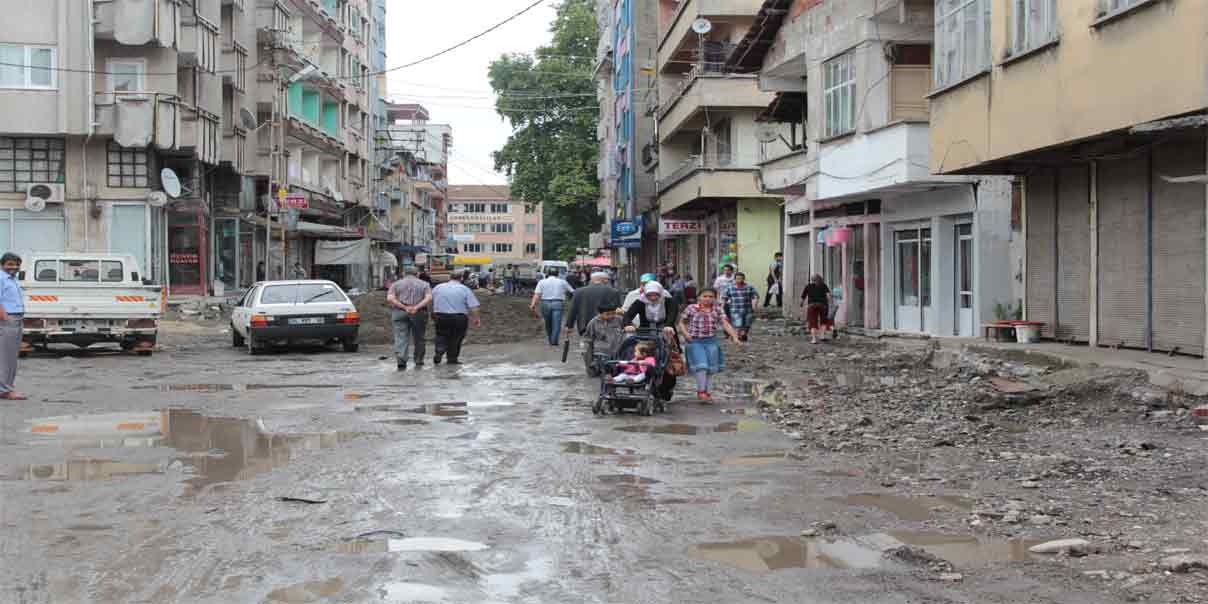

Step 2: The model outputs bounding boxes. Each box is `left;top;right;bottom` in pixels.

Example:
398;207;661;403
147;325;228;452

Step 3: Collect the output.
385;1;560;186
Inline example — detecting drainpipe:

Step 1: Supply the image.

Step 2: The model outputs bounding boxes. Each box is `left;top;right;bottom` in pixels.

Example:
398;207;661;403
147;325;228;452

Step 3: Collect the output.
83;0;96;252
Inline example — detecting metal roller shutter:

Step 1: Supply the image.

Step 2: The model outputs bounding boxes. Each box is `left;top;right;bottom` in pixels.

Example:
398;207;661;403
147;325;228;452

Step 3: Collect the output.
1056;165;1092;342
1097;156;1148;349
1151;140;1206;355
790;232;812;320
1026;169;1057;338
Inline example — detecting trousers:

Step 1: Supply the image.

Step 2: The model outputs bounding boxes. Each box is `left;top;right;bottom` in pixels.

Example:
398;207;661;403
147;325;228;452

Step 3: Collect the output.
433;313;469;362
0;317;22;393
391;310;427;363
540;300;564;345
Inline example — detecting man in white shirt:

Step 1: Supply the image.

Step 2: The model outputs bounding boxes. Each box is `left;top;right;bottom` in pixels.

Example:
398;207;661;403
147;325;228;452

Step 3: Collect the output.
713;264;736;302
530;270;575;346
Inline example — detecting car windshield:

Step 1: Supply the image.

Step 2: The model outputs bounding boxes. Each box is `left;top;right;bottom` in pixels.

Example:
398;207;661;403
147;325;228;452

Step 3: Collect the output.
298;283;346;304
259;285;299;304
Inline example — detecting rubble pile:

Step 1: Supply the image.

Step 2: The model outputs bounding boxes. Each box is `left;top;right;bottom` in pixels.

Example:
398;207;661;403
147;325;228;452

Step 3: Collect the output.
353;289;544;345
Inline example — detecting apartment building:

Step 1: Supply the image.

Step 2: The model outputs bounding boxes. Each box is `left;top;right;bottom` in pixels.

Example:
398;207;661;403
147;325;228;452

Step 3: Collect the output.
381;102;452;257
594;0;660;282
0;0;387;296
929;0;1208;357
446;185;542;263
653;0;783;287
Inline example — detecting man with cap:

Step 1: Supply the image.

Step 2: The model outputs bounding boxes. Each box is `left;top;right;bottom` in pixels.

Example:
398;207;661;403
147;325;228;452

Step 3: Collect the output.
565;271;622;337
386;265;432;370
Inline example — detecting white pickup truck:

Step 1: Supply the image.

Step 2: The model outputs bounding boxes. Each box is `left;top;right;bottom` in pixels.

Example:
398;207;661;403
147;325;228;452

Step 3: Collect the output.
17;252;163;357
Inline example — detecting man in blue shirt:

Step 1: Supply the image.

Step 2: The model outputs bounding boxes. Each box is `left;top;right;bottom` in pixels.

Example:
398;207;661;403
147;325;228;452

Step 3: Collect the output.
430;271;481;365
0;252;27;400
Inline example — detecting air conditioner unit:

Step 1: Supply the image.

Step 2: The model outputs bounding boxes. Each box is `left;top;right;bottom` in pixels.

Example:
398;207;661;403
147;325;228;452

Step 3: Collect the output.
25;183;66;206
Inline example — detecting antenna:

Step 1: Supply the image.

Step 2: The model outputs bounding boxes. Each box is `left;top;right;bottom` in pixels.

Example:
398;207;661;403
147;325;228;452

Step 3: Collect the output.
161;168;182;198
239;107;258;130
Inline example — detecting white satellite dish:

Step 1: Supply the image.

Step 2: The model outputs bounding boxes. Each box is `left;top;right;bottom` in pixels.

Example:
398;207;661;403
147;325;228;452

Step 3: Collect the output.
239;107;258;130
161;168;182;198
691;18;713;34
23;197;46;213
147;191;168;207
755;122;780;143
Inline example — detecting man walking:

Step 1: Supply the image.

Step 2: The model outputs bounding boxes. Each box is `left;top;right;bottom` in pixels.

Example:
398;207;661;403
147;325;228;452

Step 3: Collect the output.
386;266;432;371
431;271;481;365
0;253;27;400
503;264;516;295
565;271;622;336
530;269;575;346
713;264;736;297
765;252;784;307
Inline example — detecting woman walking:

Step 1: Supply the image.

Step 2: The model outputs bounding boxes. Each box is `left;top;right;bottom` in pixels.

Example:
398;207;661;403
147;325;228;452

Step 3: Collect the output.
800;274;833;344
623;282;681;401
677;288;741;402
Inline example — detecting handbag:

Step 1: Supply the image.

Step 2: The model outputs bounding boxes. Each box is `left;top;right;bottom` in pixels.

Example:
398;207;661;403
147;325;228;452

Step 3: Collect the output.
666;350;688;376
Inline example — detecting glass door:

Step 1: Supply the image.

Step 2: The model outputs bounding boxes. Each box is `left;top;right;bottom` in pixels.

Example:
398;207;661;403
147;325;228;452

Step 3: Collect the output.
848;225;865;328
895;227;932;332
214;217;239;294
956;223;974;336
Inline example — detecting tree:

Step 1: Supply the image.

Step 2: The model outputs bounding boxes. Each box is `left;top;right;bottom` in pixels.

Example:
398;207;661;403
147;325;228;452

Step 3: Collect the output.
489;0;600;260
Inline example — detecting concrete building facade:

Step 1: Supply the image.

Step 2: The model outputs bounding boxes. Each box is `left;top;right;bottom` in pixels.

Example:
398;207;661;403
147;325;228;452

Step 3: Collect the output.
446;185;542;263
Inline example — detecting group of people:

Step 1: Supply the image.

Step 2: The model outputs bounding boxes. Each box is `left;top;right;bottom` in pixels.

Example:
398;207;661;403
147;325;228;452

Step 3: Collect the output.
386;266;481;369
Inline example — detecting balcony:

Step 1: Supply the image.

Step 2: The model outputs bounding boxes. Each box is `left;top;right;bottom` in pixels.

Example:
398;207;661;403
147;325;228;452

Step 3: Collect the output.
816;122;961;201
94;0;179;47
758;149;811;194
222;127;248;172
94;93;181;150
181;14;220;72
890;65;930;123
221;42;249;93
179;106;221;165
656;153;774;214
658;73;772;141
658;0;763;72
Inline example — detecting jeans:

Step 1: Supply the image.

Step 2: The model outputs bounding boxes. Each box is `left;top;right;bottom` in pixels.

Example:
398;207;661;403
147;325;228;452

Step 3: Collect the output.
504;278;515;295
433;313;469;362
391;310;427;363
540;300;564;345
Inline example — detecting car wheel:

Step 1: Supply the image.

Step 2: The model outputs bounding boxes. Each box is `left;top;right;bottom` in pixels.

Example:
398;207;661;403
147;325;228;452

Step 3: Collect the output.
342;338;359;353
18;351;28;359
248;337;264;355
137;350;153;357
232;325;245;348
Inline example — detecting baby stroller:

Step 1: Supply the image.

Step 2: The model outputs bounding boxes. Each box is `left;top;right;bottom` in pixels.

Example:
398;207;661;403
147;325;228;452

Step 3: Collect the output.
592;329;669;416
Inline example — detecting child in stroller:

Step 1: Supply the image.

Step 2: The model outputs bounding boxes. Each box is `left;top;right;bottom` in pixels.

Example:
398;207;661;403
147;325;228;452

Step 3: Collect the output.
593;329;668;416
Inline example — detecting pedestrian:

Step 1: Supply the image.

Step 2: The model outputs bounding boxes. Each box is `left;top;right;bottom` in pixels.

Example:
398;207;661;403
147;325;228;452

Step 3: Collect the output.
256;261;266;282
503;264;516;295
607;267;617;288
713;264;736;299
291;262;307;280
765;252;784;307
565;271;622;337
622;273;658;314
670;273;687;305
386;266;433;371
0;252;27;400
677;287;741;402
430;271;481;365
724;272;760;341
582;303;626;377
800;274;833;344
622;281;681;402
683;274;698;305
530;269;575;346
418;269;433;286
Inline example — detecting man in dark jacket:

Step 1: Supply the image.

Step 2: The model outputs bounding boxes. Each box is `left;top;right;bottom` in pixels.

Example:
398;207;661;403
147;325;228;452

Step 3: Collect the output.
565;271;622;335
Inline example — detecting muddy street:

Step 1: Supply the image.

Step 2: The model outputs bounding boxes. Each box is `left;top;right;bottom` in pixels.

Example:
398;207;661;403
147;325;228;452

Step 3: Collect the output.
0;310;1200;603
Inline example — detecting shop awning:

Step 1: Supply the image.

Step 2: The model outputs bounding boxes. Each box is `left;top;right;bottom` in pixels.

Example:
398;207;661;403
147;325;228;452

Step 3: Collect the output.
296;221;362;239
453;255;492;265
316;238;372;265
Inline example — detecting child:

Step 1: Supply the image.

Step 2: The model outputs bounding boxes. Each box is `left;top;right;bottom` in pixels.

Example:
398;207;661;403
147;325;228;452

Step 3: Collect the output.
613;341;657;384
583;303;626;377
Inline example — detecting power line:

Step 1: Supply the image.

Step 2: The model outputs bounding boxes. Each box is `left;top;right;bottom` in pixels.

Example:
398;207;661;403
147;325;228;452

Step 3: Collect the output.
377;0;550;75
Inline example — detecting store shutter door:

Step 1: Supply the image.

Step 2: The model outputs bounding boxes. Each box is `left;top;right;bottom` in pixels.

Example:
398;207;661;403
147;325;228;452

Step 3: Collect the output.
790;232;811;320
1097;156;1148;349
1026;169;1057;338
1055;165;1091;342
12;208;66;252
1151;141;1206;355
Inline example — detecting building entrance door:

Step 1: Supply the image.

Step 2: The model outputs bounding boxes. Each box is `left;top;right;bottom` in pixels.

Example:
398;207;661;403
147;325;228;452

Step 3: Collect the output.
955;223;974;336
895;227;932;332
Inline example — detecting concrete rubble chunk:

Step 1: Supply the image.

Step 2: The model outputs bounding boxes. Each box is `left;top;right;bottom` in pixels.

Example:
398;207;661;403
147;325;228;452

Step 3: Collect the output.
1158;554;1208;574
1029;539;1090;554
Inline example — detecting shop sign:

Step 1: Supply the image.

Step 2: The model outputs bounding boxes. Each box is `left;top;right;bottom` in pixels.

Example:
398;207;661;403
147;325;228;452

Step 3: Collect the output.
283;195;309;209
450;234;474;242
610;218;642;249
170;253;200;264
659;219;704;236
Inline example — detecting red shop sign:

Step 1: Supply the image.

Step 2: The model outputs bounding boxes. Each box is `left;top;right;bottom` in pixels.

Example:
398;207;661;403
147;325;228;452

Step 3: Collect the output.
170;253;200;264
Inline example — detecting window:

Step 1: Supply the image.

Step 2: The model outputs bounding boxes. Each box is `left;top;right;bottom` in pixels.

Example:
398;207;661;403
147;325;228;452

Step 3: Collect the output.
463;223;485;233
935;0;991;88
297;282;347;303
0;137;66;193
493;243;513;254
106;142;150;188
525;205;536;214
1012;0;1057;54
460;202;487;213
1106;0;1146;11
525;243;538;255
260;284;297;304
490;223;513;234
102;261;124;282
490;203;509;213
823;53;855;138
34;260;57;281
0;44;56;89
106;59;146;99
526;223;536;234
463;243;484;253
60;260;101;282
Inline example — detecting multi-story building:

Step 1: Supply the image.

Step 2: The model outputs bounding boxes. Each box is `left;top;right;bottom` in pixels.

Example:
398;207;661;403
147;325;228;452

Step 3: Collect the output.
653;0;784;287
594;0;660;283
735;0;1015;336
446;186;542;262
929;0;1208;357
382;102;451;257
0;0;389;296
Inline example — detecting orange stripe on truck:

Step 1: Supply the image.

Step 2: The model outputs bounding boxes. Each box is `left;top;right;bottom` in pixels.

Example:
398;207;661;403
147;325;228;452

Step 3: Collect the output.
29;295;58;302
30;425;59;433
115;296;146;302
116;422;146;431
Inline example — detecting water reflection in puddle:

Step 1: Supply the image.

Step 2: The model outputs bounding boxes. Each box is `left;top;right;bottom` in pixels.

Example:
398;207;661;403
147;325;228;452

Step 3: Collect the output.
614;420;766;435
561;442;634;455
374;419;430;427
834;374;900;388
596;474;660;486
689;531;1045;573
135;383;343;393
334;537;489;553
720;452;794;466
14;410;364;491
381;582;449;602
836;494;973;522
407;403;469;418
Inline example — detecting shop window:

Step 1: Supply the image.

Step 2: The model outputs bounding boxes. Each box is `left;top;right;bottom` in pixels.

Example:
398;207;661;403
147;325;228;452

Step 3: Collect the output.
107;143;150;188
0;137;66;193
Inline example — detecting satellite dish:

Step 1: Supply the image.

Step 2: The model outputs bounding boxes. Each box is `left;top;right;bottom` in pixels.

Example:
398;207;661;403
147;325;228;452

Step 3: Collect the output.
23;197;46;213
691;18;713;34
239;107;258;130
755;122;780;143
161;168;182;198
147;191;168;207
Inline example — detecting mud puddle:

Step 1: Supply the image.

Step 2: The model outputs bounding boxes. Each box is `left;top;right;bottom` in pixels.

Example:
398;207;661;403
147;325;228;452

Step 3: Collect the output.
333;537;489;554
135;383;343;393
596;474;660;486
561;442;634;455
374;419;430;427
689;531;1046;573
407;403;470;418
720;452;796;466
615;420;767;435
836;493;973;521
14;409;364;490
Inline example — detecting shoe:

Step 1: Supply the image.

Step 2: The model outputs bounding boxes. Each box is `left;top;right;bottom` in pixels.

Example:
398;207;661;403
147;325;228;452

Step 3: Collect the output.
433;356;443;365
448;359;462;365
811;337;818;344
397;360;407;371
696;391;713;402
414;360;425;367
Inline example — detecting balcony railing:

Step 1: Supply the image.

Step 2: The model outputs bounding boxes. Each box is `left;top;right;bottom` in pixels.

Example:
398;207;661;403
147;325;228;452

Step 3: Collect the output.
94;0;179;47
181;13;220;72
221;41;249;93
658;56;740;120
94;92;181;150
656;152;758;192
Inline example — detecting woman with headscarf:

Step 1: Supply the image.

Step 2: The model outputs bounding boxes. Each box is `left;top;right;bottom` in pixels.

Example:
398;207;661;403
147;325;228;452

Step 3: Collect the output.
623;281;681;401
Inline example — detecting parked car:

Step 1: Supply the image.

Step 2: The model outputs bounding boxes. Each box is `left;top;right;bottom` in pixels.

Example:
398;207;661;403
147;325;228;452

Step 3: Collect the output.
17;253;162;357
229;280;360;355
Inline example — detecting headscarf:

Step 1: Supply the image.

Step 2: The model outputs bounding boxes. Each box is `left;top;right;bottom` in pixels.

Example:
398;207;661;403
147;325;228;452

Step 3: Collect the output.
642;281;669;323
640;273;656;284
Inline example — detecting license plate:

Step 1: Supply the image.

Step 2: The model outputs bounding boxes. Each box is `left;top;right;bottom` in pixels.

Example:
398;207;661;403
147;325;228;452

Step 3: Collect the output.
288;317;325;325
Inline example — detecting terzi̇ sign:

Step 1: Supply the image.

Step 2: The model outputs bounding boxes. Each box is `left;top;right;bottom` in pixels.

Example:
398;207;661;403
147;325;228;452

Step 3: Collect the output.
658;219;704;236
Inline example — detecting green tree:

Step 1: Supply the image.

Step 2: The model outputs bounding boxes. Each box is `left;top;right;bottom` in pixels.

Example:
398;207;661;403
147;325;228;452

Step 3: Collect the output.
489;0;600;260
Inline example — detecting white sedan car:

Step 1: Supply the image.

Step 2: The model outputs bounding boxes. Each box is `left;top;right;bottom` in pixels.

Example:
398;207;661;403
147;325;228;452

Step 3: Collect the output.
230;280;360;354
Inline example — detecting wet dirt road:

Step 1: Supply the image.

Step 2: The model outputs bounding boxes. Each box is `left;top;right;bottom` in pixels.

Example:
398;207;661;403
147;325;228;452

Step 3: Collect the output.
0;334;1125;603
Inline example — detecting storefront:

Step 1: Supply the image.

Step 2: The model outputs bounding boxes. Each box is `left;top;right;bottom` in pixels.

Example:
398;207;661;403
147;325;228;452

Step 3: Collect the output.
0;206;66;254
212;214;258;294
168;207;208;296
106;202;166;285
